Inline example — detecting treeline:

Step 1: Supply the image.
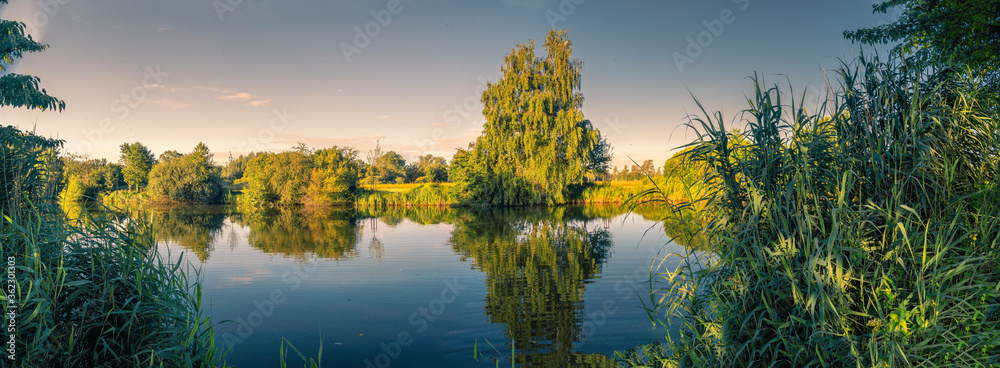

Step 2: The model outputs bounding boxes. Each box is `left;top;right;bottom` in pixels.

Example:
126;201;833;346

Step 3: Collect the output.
57;136;692;209
58;142;225;205
56;139;455;208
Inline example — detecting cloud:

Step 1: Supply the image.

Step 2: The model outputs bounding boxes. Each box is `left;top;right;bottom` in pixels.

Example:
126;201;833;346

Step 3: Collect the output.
217;92;255;101
247;99;272;107
147;84;190;93
145;98;190;109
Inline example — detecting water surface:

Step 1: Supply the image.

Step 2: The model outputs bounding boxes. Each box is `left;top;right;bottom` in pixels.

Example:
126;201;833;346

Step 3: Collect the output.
150;205;684;367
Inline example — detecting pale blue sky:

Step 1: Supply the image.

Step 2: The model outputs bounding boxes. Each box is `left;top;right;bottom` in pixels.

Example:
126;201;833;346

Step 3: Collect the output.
2;0;893;167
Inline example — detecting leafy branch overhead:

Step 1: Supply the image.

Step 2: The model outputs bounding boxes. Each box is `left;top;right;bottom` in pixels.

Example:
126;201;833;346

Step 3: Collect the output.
0;4;65;111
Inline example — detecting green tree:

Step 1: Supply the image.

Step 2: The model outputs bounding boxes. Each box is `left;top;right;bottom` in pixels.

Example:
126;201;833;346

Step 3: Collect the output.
239;150;311;207
375;150;407;184
845;0;1000;108
147;143;224;204
459;30;609;205
411;154;448;183
304;146;361;206
0;0;65;111
220;152;258;186
57;155;123;202
159;150;183;162
119;142;156;191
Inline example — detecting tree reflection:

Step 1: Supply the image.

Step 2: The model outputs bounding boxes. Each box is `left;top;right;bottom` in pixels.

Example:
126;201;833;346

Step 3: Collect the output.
450;207;617;367
146;205;227;262
232;207;362;261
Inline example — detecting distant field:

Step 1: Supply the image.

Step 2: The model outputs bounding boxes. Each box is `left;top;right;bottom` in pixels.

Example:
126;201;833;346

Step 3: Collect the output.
369;182;455;193
595;180;644;188
376;181;641;193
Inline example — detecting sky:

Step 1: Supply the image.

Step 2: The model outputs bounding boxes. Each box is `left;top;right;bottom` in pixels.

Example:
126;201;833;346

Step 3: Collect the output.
1;0;896;168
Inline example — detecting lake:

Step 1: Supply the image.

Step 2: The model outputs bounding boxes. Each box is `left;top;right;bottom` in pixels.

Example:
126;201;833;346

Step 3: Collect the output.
147;204;684;367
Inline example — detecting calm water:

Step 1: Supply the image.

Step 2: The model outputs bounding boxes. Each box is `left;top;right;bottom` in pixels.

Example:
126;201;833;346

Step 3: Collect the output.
148;205;684;367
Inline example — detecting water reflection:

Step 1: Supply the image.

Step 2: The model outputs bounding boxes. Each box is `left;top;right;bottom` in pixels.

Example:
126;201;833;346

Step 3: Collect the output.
135;203;708;262
232;207;362;261
132;203;696;365
450;207;617;367
148;205;227;261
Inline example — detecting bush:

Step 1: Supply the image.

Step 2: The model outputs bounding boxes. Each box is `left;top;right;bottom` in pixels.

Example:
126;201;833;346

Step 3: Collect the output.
147;150;225;204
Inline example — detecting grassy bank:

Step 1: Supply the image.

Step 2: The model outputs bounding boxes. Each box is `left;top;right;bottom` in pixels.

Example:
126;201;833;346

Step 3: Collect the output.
621;55;1000;367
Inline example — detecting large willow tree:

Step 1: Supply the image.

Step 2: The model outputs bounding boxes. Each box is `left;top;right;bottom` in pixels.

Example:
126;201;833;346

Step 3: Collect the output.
455;30;609;206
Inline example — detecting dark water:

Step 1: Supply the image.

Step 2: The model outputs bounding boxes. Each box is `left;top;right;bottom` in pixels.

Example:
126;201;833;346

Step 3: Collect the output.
148;205;685;367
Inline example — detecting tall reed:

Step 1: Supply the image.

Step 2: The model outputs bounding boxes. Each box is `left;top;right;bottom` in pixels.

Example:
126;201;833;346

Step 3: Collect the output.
2;126;225;367
624;53;999;367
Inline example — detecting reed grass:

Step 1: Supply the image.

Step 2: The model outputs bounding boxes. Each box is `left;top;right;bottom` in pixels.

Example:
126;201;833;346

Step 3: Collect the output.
2;127;225;367
620;53;1000;367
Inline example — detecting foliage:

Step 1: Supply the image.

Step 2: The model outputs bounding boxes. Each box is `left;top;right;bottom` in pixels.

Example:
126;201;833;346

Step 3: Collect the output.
239;150;310;207
373;150;407;184
160;149;184;162
147;143;225;204
628;53;999;367
54;154;125;205
844;0;999;72
303;146;361;206
239;145;361;209
845;0;1000;111
220;152;259;186
2;125;223;367
408;154;449;183
119;142;156;191
1;125;62;230
0;2;65;111
455;30;610;205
